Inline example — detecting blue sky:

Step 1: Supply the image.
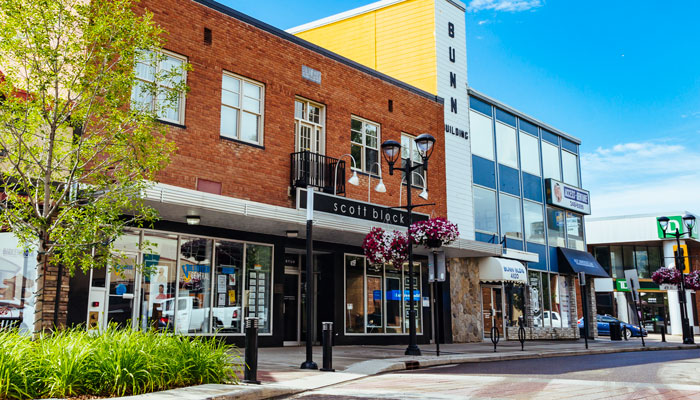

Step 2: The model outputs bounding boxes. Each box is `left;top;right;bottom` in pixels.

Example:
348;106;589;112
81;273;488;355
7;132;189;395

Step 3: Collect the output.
221;0;700;217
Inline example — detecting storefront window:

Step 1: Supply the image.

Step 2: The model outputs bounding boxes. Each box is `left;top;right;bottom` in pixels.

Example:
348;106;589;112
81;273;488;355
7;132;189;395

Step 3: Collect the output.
523;200;545;244
504;284;525;327
345;255;365;333
546;207;566;247
344;255;422;334
635;247;649;279
470;110;494;160
542;274;552;328
0;232;37;334
610;246;625;278
594;246;612;277
499;194;522;239
496;122;518;168
213;241;244;333
648;246;663;277
140;232;177;331
178;237;212;333
566;212;585;250
474;186;498;234
529;271;543;327
542;141;561;181
519;132;540;176
245;244;272;334
550;274;571;328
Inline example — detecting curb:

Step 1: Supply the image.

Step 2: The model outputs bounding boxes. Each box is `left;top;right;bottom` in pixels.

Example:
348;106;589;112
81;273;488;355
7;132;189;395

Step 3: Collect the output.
354;343;700;375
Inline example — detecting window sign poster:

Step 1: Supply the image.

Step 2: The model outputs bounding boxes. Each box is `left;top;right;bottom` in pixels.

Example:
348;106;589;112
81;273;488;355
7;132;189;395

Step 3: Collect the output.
259;285;266;293
217;275;227;293
250;298;256;306
218;293;226;306
258;274;265;283
250;271;257;279
258;292;265;300
558;276;570;327
228;290;236;304
228;273;236;286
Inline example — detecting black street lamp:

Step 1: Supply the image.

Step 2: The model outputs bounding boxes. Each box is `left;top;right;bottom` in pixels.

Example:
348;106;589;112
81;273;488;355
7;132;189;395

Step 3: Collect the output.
658;213;696;344
381;133;436;356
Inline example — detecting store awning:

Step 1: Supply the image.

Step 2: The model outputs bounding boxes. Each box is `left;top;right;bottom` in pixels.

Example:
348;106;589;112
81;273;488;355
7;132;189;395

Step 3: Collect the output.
478;257;527;284
557;247;609;278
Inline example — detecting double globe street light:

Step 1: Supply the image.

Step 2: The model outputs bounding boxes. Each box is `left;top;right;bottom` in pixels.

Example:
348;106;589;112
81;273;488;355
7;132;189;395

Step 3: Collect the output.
381;133;436;356
657;213;696;344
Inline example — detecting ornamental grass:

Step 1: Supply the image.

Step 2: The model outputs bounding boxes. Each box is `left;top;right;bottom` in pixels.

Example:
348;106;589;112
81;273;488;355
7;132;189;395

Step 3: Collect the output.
0;325;240;400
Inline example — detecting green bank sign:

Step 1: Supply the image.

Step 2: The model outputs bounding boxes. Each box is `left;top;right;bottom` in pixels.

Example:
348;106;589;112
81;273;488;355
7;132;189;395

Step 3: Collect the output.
615;279;630;292
657;216;699;239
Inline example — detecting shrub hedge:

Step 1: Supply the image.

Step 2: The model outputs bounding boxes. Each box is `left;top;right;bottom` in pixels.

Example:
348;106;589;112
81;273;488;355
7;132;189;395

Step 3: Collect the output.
0;326;240;399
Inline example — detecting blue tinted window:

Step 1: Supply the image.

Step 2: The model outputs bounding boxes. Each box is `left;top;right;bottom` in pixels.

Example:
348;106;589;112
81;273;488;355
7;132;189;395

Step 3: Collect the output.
519;119;538;136
496;109;516;127
525;242;547;271
498;164;520;196
469;96;492;117
522;173;543;203
476;231;497;244
562;138;578;154
473;155;496;189
504;238;523;251
542;129;559;145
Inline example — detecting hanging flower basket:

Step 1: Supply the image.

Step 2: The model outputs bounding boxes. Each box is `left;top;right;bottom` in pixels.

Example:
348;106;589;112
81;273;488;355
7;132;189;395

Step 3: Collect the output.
408;217;459;248
685;270;700;290
362;228;409;266
651;267;682;286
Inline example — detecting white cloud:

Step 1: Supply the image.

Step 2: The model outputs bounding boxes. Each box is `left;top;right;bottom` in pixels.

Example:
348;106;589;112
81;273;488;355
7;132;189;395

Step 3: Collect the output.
581;140;700;218
477;20;489;25
467;0;543;12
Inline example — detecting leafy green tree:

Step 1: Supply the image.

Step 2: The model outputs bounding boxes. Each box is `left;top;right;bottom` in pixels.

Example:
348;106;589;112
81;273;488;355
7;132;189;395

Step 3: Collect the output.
0;0;188;331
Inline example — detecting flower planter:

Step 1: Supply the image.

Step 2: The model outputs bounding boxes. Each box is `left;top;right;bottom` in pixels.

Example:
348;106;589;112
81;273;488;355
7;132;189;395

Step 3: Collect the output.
426;238;442;249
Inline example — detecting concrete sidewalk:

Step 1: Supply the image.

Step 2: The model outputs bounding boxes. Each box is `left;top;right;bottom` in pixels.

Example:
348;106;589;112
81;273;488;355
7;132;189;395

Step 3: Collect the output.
117;334;700;400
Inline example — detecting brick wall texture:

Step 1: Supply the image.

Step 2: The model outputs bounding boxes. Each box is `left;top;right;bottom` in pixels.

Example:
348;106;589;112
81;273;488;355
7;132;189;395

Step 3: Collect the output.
139;0;447;219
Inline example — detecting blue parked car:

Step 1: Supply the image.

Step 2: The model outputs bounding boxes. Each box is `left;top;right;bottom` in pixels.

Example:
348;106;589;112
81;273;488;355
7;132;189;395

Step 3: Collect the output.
578;314;647;340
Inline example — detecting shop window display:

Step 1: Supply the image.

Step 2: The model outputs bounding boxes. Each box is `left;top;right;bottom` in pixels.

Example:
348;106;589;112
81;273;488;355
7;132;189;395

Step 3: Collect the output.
213;241;244;333
344;255;422;334
178;237;213;334
529;271;544;327
504;284;525;327
566;212;585;251
245;244;273;334
546;207;566;247
140;232;178;331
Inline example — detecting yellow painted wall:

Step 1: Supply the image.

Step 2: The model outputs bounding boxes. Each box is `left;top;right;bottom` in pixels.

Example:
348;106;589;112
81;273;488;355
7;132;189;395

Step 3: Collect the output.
294;0;437;94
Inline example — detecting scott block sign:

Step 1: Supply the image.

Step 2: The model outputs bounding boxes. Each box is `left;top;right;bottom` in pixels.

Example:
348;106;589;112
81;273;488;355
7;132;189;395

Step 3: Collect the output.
545;178;591;215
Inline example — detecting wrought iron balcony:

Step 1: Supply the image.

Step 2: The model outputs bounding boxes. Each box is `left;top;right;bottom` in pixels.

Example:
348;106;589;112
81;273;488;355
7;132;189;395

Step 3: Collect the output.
290;151;345;195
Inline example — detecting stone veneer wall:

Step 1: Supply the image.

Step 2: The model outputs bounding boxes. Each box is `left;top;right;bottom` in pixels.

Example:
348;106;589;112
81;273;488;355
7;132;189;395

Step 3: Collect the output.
449;257;482;342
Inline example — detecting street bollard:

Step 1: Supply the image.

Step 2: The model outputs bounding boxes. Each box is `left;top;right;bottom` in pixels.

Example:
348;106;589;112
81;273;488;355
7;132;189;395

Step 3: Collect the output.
490;326;500;353
517;316;526;351
243;317;261;384
320;321;335;372
661;311;667;342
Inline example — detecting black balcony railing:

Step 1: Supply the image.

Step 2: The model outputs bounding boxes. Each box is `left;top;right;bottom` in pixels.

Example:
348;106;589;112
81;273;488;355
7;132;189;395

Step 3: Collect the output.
291;151;345;195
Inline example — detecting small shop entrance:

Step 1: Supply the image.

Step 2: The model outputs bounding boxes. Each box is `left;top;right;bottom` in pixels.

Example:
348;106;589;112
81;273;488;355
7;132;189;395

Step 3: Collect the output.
283;251;330;346
482;284;504;339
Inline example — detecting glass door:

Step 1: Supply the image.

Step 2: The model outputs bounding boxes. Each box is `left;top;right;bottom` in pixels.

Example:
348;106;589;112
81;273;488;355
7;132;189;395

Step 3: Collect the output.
107;254;137;329
283;271;300;344
482;285;504;338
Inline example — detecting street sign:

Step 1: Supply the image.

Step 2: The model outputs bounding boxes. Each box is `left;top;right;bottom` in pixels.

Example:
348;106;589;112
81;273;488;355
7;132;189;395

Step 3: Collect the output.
624;269;640;302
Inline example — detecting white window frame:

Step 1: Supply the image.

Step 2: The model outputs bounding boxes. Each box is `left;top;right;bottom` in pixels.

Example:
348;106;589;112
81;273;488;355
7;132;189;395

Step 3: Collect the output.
294;97;325;153
561;149;579;187
132;49;187;125
220;71;265;145
350;116;380;173
401;133;426;186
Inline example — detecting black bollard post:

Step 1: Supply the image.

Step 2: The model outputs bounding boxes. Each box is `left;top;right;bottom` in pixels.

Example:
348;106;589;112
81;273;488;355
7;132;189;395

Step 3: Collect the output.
661;309;667;343
490;326;500;352
243;317;261;384
320;321;335;372
518;316;526;351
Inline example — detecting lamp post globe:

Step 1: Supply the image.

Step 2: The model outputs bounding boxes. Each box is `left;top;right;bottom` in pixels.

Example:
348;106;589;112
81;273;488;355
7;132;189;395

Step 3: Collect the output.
657;216;670;234
683;213;696;232
381;140;402;170
414;133;436;159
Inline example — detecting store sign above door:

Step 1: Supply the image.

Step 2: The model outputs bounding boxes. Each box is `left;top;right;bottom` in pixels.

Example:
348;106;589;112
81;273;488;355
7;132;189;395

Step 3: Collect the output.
297;188;428;227
545;178;591;215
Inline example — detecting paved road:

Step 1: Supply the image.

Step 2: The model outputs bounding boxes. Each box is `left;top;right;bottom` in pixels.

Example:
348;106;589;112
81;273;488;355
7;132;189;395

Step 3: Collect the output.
289;350;700;399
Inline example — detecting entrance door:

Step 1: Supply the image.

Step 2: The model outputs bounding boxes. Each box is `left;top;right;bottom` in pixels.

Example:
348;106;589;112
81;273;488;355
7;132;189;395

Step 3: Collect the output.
482;285;504;338
106;253;138;329
283;271;300;344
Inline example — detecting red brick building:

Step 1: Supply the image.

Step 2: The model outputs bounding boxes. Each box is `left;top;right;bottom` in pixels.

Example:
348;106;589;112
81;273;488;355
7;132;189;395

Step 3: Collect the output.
56;0;498;347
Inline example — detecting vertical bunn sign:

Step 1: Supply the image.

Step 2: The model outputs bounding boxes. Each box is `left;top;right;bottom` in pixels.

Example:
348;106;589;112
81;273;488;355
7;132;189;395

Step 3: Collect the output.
297;188;428;226
443;19;467;141
545;178;591;215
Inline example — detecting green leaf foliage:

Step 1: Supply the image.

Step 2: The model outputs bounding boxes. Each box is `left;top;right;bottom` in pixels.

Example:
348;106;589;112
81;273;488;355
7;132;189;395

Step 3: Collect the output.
0;0;187;275
0;326;241;399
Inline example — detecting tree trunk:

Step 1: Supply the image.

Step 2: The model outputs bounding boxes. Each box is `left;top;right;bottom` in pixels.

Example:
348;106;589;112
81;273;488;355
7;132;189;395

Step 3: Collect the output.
33;235;70;334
